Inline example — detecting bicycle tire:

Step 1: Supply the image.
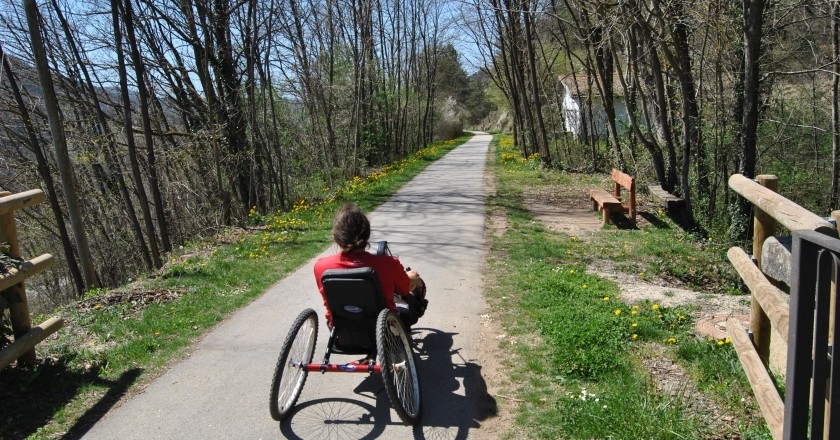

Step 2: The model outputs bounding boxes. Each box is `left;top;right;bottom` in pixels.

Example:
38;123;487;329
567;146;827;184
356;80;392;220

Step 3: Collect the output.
269;308;318;421
376;309;422;425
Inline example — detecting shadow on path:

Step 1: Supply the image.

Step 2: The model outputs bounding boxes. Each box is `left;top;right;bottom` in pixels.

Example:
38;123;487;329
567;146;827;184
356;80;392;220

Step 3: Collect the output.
1;362;141;440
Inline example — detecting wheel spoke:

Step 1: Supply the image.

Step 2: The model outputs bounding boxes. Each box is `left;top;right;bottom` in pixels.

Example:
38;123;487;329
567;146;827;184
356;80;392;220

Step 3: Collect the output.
270;309;318;421
377;309;421;424
385;317;418;415
278;320;315;410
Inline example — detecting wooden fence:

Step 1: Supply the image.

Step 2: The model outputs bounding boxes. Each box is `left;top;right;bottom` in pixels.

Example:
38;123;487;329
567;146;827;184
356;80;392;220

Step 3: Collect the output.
727;174;839;439
0;189;62;370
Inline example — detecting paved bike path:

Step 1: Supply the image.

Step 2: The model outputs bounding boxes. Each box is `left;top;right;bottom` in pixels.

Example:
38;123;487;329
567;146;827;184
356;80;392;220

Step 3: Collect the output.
82;133;494;439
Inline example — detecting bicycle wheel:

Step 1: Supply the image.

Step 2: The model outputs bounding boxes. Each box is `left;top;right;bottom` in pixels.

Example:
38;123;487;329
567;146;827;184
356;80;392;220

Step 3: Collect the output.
269;308;318;421
376;309;422;425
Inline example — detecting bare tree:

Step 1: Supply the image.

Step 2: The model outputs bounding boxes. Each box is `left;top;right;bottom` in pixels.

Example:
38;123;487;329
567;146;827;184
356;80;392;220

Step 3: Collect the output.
23;0;97;290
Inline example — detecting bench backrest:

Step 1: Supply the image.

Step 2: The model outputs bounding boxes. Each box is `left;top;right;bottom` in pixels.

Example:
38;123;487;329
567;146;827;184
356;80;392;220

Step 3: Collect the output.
321;267;385;351
611;168;635;192
611;168;636;224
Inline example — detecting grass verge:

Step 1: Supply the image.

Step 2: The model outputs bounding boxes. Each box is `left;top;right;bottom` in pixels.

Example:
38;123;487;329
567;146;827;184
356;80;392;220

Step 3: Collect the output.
485;135;771;439
0;135;471;440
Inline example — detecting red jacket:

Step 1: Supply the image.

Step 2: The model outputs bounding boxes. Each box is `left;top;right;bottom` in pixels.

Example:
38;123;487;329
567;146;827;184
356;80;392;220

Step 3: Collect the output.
314;251;410;325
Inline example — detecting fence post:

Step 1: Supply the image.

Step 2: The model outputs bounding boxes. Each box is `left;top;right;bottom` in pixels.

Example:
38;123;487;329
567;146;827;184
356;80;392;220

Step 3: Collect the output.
0;191;35;365
752;175;778;366
827;210;840;439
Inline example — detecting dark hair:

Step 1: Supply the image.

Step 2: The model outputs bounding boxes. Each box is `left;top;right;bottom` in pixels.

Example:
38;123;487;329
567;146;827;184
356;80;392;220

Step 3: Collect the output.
332;204;370;252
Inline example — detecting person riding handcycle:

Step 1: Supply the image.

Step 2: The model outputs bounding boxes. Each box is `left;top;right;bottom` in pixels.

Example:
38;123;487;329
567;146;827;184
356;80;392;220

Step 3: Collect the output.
313;204;428;330
269;203;425;425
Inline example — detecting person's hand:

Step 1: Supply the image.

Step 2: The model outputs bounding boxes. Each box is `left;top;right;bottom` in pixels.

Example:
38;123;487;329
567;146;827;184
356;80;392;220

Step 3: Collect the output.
406;269;420;290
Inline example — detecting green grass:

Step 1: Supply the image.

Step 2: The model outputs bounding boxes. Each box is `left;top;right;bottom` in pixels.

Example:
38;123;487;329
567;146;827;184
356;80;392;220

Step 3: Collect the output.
486;134;770;438
0;135;470;440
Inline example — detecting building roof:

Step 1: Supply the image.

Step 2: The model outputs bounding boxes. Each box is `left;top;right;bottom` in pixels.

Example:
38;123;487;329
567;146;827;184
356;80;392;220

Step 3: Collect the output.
559;73;625;98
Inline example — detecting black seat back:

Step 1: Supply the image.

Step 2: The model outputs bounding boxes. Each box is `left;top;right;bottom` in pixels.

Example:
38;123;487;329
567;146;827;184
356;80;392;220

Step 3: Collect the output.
321;267;386;352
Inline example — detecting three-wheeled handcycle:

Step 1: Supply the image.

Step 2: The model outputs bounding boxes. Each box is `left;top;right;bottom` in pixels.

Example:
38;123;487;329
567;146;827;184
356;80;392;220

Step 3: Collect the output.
268;242;422;425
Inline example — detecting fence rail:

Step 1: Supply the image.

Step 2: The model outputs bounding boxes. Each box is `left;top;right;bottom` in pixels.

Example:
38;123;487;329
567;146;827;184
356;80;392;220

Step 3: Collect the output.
727;174;839;439
0;189;61;370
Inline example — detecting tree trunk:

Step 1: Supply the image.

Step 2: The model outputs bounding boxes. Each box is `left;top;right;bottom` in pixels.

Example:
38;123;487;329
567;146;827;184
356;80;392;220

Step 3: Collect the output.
23;0;98;291
740;0;764;179
122;0;171;254
521;0;554;166
0;43;85;295
111;0;162;268
617;35;666;183
831;0;840;208
48;0;154;270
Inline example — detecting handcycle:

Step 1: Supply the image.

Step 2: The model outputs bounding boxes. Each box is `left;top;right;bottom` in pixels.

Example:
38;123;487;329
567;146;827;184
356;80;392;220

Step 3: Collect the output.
268;242;422;425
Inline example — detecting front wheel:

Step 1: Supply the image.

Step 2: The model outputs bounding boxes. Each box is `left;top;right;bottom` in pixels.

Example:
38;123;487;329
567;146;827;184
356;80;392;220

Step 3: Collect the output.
376;309;422;425
269;308;318;421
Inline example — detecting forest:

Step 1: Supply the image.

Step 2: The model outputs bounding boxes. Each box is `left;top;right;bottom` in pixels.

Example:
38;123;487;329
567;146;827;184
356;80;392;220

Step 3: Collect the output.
463;0;839;237
0;0;837;304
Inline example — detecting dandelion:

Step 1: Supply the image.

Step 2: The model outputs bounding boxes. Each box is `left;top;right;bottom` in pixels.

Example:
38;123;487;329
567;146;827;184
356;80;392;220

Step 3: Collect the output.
154;332;161;337
614;309;622;316
717;340;725;346
652;304;660;310
631;310;638;316
631;334;638;340
668;337;677;344
94;304;102;310
582;284;588;289
603;296;610;301
631;323;638;328
725;337;732;344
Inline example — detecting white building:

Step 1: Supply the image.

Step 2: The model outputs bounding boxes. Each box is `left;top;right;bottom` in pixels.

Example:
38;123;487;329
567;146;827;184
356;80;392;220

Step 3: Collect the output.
559;73;629;141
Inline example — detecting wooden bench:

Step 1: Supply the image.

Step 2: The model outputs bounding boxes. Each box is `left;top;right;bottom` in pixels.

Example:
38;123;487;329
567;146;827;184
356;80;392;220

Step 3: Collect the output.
648;184;684;212
589;169;636;226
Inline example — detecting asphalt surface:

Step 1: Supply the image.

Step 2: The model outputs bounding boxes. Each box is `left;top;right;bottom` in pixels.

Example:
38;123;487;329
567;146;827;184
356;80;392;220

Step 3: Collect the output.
81;132;494;439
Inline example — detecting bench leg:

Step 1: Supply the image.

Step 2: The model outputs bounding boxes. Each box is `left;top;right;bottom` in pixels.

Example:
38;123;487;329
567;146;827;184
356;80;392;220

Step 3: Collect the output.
591;199;598;211
602;208;611;225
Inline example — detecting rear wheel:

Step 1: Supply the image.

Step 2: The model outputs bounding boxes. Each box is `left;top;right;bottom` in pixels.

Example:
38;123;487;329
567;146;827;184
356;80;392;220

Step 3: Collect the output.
376;309;422;425
269;308;318;421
